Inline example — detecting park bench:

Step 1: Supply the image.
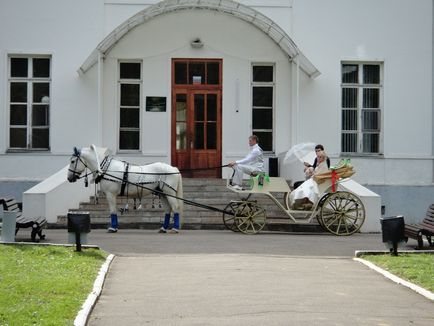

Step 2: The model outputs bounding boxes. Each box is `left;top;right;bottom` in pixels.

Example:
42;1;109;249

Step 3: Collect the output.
0;197;46;242
404;204;434;249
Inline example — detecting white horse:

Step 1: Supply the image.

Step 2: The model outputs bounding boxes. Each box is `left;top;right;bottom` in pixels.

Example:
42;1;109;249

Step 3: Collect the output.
67;145;183;233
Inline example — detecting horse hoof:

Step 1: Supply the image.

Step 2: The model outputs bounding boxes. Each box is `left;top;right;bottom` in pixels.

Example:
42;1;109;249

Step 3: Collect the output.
107;227;118;233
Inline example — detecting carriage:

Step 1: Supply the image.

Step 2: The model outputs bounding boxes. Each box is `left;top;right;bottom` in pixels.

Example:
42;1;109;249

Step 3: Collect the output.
68;146;364;236
222;162;366;236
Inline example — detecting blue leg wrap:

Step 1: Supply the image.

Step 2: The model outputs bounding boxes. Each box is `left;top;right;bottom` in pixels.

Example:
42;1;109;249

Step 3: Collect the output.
163;213;171;229
110;213;118;229
173;213;180;230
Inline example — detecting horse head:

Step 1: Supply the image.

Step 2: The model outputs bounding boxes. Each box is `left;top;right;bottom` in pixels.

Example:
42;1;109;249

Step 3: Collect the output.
67;147;86;182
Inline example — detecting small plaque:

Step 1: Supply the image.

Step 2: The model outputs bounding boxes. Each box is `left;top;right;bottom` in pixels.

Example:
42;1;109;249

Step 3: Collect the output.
146;97;166;112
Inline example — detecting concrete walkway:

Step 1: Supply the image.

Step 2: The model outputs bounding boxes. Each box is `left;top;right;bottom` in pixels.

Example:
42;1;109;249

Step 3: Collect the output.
39;230;434;325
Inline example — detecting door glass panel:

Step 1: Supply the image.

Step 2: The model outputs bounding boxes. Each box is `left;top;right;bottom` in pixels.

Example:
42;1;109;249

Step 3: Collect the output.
120;108;140;128
189;63;205;84
207;94;217;121
194;94;204;121
32;128;49;149
120;84;140;106
252;109;272;129
253;66;273;82
195;123;204;149
119;130;139;150
176;94;187;121
176;122;187;150
120;62;141;79
33;83;50;102
207;122;216;149
252;87;272;107
175;62;187;84
254;132;272;151
32;105;49;126
207;62;219;84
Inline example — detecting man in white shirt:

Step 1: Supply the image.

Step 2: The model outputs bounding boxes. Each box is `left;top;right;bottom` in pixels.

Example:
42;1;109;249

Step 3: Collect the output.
228;135;265;190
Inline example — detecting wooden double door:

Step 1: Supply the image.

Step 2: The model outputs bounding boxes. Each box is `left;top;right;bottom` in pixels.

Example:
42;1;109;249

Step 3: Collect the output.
171;59;222;178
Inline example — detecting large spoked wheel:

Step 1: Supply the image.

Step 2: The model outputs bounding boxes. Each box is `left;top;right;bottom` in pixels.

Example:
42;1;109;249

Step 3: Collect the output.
319;191;365;236
222;201;242;232
234;201;267;235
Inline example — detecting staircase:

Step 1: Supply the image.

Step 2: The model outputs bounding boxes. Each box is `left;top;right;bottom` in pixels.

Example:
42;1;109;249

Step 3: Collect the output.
55;178;323;232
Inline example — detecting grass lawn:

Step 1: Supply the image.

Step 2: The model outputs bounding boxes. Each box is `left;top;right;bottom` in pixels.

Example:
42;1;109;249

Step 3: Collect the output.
361;253;434;293
0;244;108;325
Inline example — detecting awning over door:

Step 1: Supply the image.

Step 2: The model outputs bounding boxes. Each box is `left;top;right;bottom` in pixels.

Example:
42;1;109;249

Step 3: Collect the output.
78;0;320;78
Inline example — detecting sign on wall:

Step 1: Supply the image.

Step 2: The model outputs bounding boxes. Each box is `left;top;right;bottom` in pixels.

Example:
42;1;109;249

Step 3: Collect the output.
146;96;166;112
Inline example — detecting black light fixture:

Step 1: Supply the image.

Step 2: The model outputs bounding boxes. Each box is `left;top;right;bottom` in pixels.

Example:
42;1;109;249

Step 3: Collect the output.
380;215;405;256
67;212;91;252
190;38;204;48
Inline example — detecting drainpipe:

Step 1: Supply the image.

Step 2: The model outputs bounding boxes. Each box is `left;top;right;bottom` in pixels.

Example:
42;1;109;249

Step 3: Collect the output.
97;51;103;146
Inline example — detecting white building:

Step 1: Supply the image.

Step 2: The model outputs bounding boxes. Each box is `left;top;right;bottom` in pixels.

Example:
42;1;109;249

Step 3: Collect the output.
0;0;433;223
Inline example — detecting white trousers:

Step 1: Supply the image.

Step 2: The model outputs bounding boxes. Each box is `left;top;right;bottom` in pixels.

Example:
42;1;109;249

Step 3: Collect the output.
231;164;262;186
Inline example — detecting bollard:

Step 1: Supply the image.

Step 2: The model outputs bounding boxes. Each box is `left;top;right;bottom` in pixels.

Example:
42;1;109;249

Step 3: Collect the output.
67;212;91;252
1;211;17;242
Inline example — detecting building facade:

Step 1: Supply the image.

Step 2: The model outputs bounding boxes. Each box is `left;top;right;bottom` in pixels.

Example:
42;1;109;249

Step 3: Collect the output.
0;0;433;222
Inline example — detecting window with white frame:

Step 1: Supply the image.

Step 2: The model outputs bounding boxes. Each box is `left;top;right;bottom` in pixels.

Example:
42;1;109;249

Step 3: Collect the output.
119;61;141;150
341;63;382;154
8;56;51;150
252;64;274;152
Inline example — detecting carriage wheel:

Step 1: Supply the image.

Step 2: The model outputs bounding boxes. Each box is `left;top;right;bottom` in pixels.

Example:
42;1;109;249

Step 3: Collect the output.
234;201;267;235
222;201;241;232
319;191;365;236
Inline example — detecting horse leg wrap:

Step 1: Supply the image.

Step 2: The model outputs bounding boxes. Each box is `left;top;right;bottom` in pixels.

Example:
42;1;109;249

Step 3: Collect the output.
173;213;180;230
110;213;119;229
162;213;171;230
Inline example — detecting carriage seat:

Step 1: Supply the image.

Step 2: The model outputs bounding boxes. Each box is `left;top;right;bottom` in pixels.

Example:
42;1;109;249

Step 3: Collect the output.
0;197;46;242
404;204;434;249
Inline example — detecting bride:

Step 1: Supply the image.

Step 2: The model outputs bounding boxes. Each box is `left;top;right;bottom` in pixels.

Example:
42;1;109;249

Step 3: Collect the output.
290;150;329;210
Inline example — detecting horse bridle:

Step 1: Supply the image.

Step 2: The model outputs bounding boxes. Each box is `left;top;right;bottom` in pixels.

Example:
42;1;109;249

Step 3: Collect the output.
68;147;90;182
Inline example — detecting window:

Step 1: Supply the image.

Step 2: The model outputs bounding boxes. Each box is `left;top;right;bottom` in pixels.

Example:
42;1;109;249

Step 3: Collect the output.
8;56;50;150
341;63;382;154
119;62;141;150
252;64;274;151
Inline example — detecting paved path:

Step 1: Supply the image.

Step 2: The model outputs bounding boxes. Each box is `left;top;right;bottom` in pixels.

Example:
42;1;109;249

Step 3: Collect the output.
38;230;434;325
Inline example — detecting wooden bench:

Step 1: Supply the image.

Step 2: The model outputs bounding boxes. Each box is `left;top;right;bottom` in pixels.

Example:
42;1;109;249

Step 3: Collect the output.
404;204;434;249
0;197;46;242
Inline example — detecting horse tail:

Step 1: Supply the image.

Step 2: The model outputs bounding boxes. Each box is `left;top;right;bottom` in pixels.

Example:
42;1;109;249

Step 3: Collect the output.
176;172;184;228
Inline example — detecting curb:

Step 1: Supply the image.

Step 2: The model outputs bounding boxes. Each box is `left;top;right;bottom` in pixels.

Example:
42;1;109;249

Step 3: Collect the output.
353;256;434;302
74;254;115;326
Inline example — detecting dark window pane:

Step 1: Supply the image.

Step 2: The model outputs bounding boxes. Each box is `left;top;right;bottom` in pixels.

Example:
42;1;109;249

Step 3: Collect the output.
363;65;380;84
176;94;187;121
119;130;139;150
189;63;205;84
175;62;187;84
120;108;139;128
120;62;141;79
363;133;379;153
11;58;28;77
362;110;380;131
342;88;357;108
32;128;49;149
341;133;357;152
176;122;187;150
33;58;50;78
363;88;379;108
194;123;204;149
194;94;204;121
252;109;272;129
207;122;216;149
10;128;27;148
10;105;27;125
253;132;272;151
10;82;27;102
120;84;140;106
342;109;357;130
206;94;217;121
253;66;273;82
342;64;358;83
207;62;219;84
252;87;273;107
32;105;49;126
33;83;50;103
